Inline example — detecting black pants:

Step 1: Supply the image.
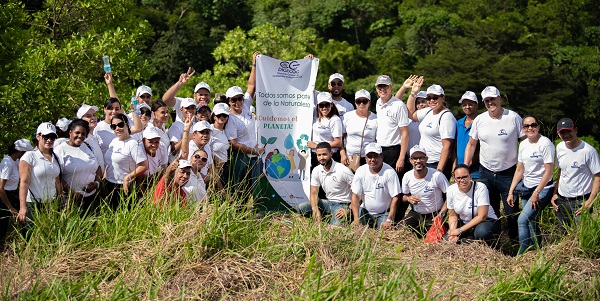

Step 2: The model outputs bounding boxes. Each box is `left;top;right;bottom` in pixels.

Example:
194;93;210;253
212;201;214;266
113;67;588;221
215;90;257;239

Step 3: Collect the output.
101;181;124;210
0;189;19;244
381;145;409;222
404;210;437;238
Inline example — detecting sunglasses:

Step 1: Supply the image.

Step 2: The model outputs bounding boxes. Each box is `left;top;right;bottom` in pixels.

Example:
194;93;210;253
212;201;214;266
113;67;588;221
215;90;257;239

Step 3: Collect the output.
355;99;369;105
140;109;152;117
523;123;539;128
229;97;244;103
41;134;57;141
330;81;343;87
216;114;228;119
193;154;208;162
376;85;389;90
110;121;126;130
426;95;441;101
318;102;331;108
454;175;469;182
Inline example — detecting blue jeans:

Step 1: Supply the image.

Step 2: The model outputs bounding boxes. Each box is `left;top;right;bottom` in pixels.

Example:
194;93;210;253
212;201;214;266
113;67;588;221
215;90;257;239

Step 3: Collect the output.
460;218;500;243
517;186;552;254
479;165;519;240
556;195;587;235
359;208;388;230
231;151;262;193
297;199;350;226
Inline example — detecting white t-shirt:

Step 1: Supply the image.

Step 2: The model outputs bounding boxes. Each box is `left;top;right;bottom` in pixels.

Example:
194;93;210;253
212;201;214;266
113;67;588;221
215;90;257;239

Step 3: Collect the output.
343;111;377;156
416;108;457;163
333;97;355;121
183;171;206;203
144;141;169;176
210;124;235;162
518;135;555;188
21;149;60;202
93;121;117;155
310;161;353;203
407;120;421;153
85;135;105;173
104;138;147;184
54;138;68;147
230;92;258;156
470;109;524;172
375;96;410;147
401;167;449;214
54;143;99;197
312;115;343;152
447;181;497;222
0;155;19;191
556;141;600;198
351;163;401;214
185;140;212;177
168;120;187;144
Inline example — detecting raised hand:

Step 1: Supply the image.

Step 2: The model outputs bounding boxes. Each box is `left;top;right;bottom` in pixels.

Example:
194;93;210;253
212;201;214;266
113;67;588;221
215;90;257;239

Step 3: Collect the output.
178;67;195;85
411;76;425;93
403;75;419;89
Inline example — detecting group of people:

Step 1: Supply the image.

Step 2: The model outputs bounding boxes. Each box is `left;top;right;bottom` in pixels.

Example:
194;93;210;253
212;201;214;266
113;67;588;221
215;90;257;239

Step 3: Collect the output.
298;70;599;255
1;53;599;256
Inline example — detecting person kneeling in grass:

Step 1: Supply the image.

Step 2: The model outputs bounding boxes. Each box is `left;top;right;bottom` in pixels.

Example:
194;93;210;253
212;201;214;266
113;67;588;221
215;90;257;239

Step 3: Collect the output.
153;159;192;206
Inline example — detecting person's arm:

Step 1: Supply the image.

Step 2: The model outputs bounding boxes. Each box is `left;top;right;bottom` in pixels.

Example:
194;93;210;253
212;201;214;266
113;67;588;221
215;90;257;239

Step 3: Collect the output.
437;139;453;172
123;161;149;195
350;192;362;226
246;52;259;98
578;173;600;215
457;205;489;233
381;195;399;230
55;175;67;203
395;75;417;100
179;116;193;159
551;169;561;211
162;68;195;108
396;126;409;172
17;160;31;223
310;185;321;221
129;101;145;134
104;73;119;99
447;209;460;243
162;159;180;187
0;180;17;215
464;137;478;167
528;162;553;210
404;75;422;122
230;139;261;155
506;162;525;207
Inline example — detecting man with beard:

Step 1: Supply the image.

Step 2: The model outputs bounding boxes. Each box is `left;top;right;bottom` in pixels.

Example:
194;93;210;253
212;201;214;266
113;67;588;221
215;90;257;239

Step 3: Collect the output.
351;142;402;230
401;145;449;237
297;142;354;226
326;73;355;120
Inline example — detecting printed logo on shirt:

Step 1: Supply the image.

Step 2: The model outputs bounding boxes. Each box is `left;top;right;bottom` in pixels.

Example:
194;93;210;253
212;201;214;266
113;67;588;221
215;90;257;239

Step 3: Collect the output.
365;125;374;130
425;122;433;128
386;110;393;117
423;185;434;193
317;124;330;130
498;129;507;136
376;183;384;189
530;151;541;158
571;161;581;169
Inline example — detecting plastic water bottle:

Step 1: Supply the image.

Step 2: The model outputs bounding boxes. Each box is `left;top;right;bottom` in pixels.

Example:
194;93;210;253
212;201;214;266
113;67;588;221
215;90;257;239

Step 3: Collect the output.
102;56;111;73
131;94;141;115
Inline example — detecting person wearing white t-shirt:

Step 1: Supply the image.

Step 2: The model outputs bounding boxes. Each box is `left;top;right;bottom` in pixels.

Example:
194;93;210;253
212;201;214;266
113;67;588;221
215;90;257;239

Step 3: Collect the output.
168;98;197;157
140;126;168;179
18;123;62;236
314;73;355;121
342;89;377;169
407;80;456;177
464;86;525;241
94;97;123;155
297;142;354;226
162;67;212;123
179;119;208;203
129;103;153;142
505;116;555;254
182;121;213;181
400;91;427;152
54;119;103;215
402;145;449;237
210;103;236;188
0;139;33;242
447;165;499;244
351;143;401;230
551;118;600;234
308;92;345;168
103;114;148;209
77;104;106;173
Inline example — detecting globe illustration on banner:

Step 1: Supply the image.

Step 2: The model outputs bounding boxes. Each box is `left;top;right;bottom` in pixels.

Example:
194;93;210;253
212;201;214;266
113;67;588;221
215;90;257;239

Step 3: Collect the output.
266;153;291;179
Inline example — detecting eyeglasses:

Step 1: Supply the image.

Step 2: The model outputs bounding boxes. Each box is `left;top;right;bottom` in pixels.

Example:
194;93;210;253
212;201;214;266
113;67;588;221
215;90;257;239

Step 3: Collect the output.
426;95;441;101
410;156;427;161
110;121;126;130
376;85;389;90
454;175;470;182
140;109;152;117
193;154;208;162
41;134;57;141
229;97;243;103
318;102;331;108
355;99;369;105
523;123;538;128
216;114;228;119
330;81;343;87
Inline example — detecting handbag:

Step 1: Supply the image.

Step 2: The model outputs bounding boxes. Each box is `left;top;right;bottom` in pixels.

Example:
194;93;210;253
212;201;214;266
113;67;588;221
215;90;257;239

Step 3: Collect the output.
348;113;369;172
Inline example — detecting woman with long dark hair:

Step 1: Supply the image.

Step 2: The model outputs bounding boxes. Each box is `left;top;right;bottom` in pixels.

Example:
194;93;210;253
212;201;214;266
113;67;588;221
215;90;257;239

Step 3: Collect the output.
308;92;344;169
94;97;123;154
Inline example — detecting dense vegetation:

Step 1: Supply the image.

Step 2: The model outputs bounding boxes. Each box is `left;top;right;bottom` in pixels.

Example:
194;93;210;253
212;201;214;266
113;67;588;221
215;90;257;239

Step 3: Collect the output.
1;0;599;150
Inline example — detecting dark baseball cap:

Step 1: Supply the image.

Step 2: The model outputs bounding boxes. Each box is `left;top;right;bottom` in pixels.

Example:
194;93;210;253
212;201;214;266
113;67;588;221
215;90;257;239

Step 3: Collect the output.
556;118;575;133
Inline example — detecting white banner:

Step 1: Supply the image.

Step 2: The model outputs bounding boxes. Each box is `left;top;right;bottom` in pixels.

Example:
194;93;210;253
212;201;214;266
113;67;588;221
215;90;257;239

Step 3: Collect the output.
256;55;319;209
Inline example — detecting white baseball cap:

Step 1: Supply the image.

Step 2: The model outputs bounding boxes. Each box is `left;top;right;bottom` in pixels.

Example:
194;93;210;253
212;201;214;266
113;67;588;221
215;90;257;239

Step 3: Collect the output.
76;104;99;119
226;86;244;98
409;145;427;157
364;142;382;155
37;122;57;135
180;98;196;109
459;91;479;104
355;89;371;101
194;82;211;93
56;118;72;132
375;75;392;86
142;126;161;140
481;86;500;99
415;91;428;99
426;84;444;96
137;103;151;111
178;159;192;169
329;73;345;83
136;85;152;97
317;92;333;104
14;139;34;152
192;120;211;133
212;103;230;116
